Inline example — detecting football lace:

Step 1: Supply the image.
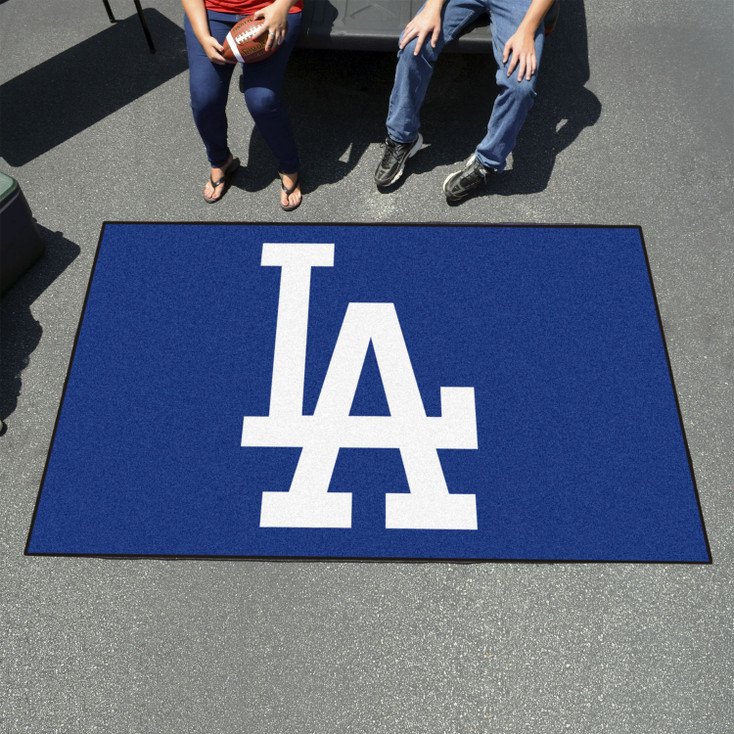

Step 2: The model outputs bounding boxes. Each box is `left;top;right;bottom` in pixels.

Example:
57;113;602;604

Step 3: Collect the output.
234;24;265;45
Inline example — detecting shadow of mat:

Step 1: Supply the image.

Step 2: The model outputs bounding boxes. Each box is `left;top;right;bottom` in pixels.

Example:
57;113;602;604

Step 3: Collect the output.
0;9;188;166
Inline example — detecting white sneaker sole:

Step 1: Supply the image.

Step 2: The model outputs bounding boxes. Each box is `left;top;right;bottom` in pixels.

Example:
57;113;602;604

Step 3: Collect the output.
442;154;476;199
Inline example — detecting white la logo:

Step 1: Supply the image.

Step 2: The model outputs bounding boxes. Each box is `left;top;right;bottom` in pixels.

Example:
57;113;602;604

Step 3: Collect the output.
241;243;478;530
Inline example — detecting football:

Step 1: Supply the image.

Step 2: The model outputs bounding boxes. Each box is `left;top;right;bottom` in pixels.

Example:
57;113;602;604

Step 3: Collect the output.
222;16;284;64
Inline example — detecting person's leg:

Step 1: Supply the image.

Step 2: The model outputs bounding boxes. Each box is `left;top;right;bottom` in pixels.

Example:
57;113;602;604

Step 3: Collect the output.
375;0;486;187
185;13;237;166
184;12;239;201
240;13;302;208
443;0;545;201
474;0;545;170
385;0;487;143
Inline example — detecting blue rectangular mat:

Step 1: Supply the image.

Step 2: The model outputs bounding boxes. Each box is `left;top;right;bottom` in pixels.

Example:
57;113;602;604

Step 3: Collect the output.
26;224;710;562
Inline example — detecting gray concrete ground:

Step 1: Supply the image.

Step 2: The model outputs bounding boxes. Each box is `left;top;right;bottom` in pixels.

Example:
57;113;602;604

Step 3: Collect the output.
1;1;732;732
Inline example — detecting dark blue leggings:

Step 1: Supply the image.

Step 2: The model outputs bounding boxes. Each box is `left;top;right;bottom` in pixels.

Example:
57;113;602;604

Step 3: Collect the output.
184;10;301;172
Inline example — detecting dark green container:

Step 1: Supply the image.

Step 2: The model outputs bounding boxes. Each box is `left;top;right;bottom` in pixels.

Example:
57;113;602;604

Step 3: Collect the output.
0;172;44;294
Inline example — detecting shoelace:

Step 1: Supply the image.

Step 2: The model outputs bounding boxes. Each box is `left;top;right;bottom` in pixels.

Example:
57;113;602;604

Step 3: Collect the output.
383;140;403;162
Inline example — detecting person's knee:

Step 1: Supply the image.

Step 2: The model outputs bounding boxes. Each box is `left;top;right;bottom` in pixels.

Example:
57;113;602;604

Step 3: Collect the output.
190;87;225;119
397;37;440;66
244;87;279;118
500;74;538;108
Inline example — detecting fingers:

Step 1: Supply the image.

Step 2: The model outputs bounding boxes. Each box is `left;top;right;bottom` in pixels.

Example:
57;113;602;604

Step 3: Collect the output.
253;12;286;51
502;39;511;65
504;50;536;81
399;27;437;55
506;54;519;78
399;24;418;51
516;56;526;80
207;37;227;64
503;37;537;81
399;12;441;54
264;27;286;50
513;52;536;81
413;31;426;56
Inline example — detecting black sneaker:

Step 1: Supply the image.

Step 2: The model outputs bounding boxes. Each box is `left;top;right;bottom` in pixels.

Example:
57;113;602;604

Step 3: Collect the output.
442;154;492;201
374;133;423;187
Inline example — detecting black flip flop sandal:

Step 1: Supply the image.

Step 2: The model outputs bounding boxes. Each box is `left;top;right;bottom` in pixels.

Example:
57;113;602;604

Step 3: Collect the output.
278;170;302;212
204;157;240;204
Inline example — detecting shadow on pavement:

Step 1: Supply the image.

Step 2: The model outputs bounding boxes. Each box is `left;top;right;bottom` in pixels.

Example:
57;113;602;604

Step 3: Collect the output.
243;0;600;197
0;226;81;430
241;47;400;194
493;0;601;196
0;9;188;166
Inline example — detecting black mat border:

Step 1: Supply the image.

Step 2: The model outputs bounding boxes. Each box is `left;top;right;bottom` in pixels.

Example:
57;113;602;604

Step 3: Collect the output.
24;221;713;565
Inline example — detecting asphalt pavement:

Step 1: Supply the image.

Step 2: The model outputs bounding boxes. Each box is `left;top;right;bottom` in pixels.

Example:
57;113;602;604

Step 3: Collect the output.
1;1;732;732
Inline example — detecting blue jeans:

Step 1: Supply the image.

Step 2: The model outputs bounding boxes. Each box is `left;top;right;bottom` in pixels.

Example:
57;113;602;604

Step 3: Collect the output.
184;10;302;172
386;0;545;171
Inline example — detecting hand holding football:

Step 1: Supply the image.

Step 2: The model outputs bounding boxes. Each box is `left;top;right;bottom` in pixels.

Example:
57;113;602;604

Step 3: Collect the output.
222;16;286;64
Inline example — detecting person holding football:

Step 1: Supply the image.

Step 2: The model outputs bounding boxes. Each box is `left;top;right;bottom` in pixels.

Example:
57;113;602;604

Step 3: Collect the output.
374;0;558;202
182;0;303;210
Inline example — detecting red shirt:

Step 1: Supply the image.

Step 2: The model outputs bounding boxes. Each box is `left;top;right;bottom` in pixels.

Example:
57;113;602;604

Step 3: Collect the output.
206;0;303;14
